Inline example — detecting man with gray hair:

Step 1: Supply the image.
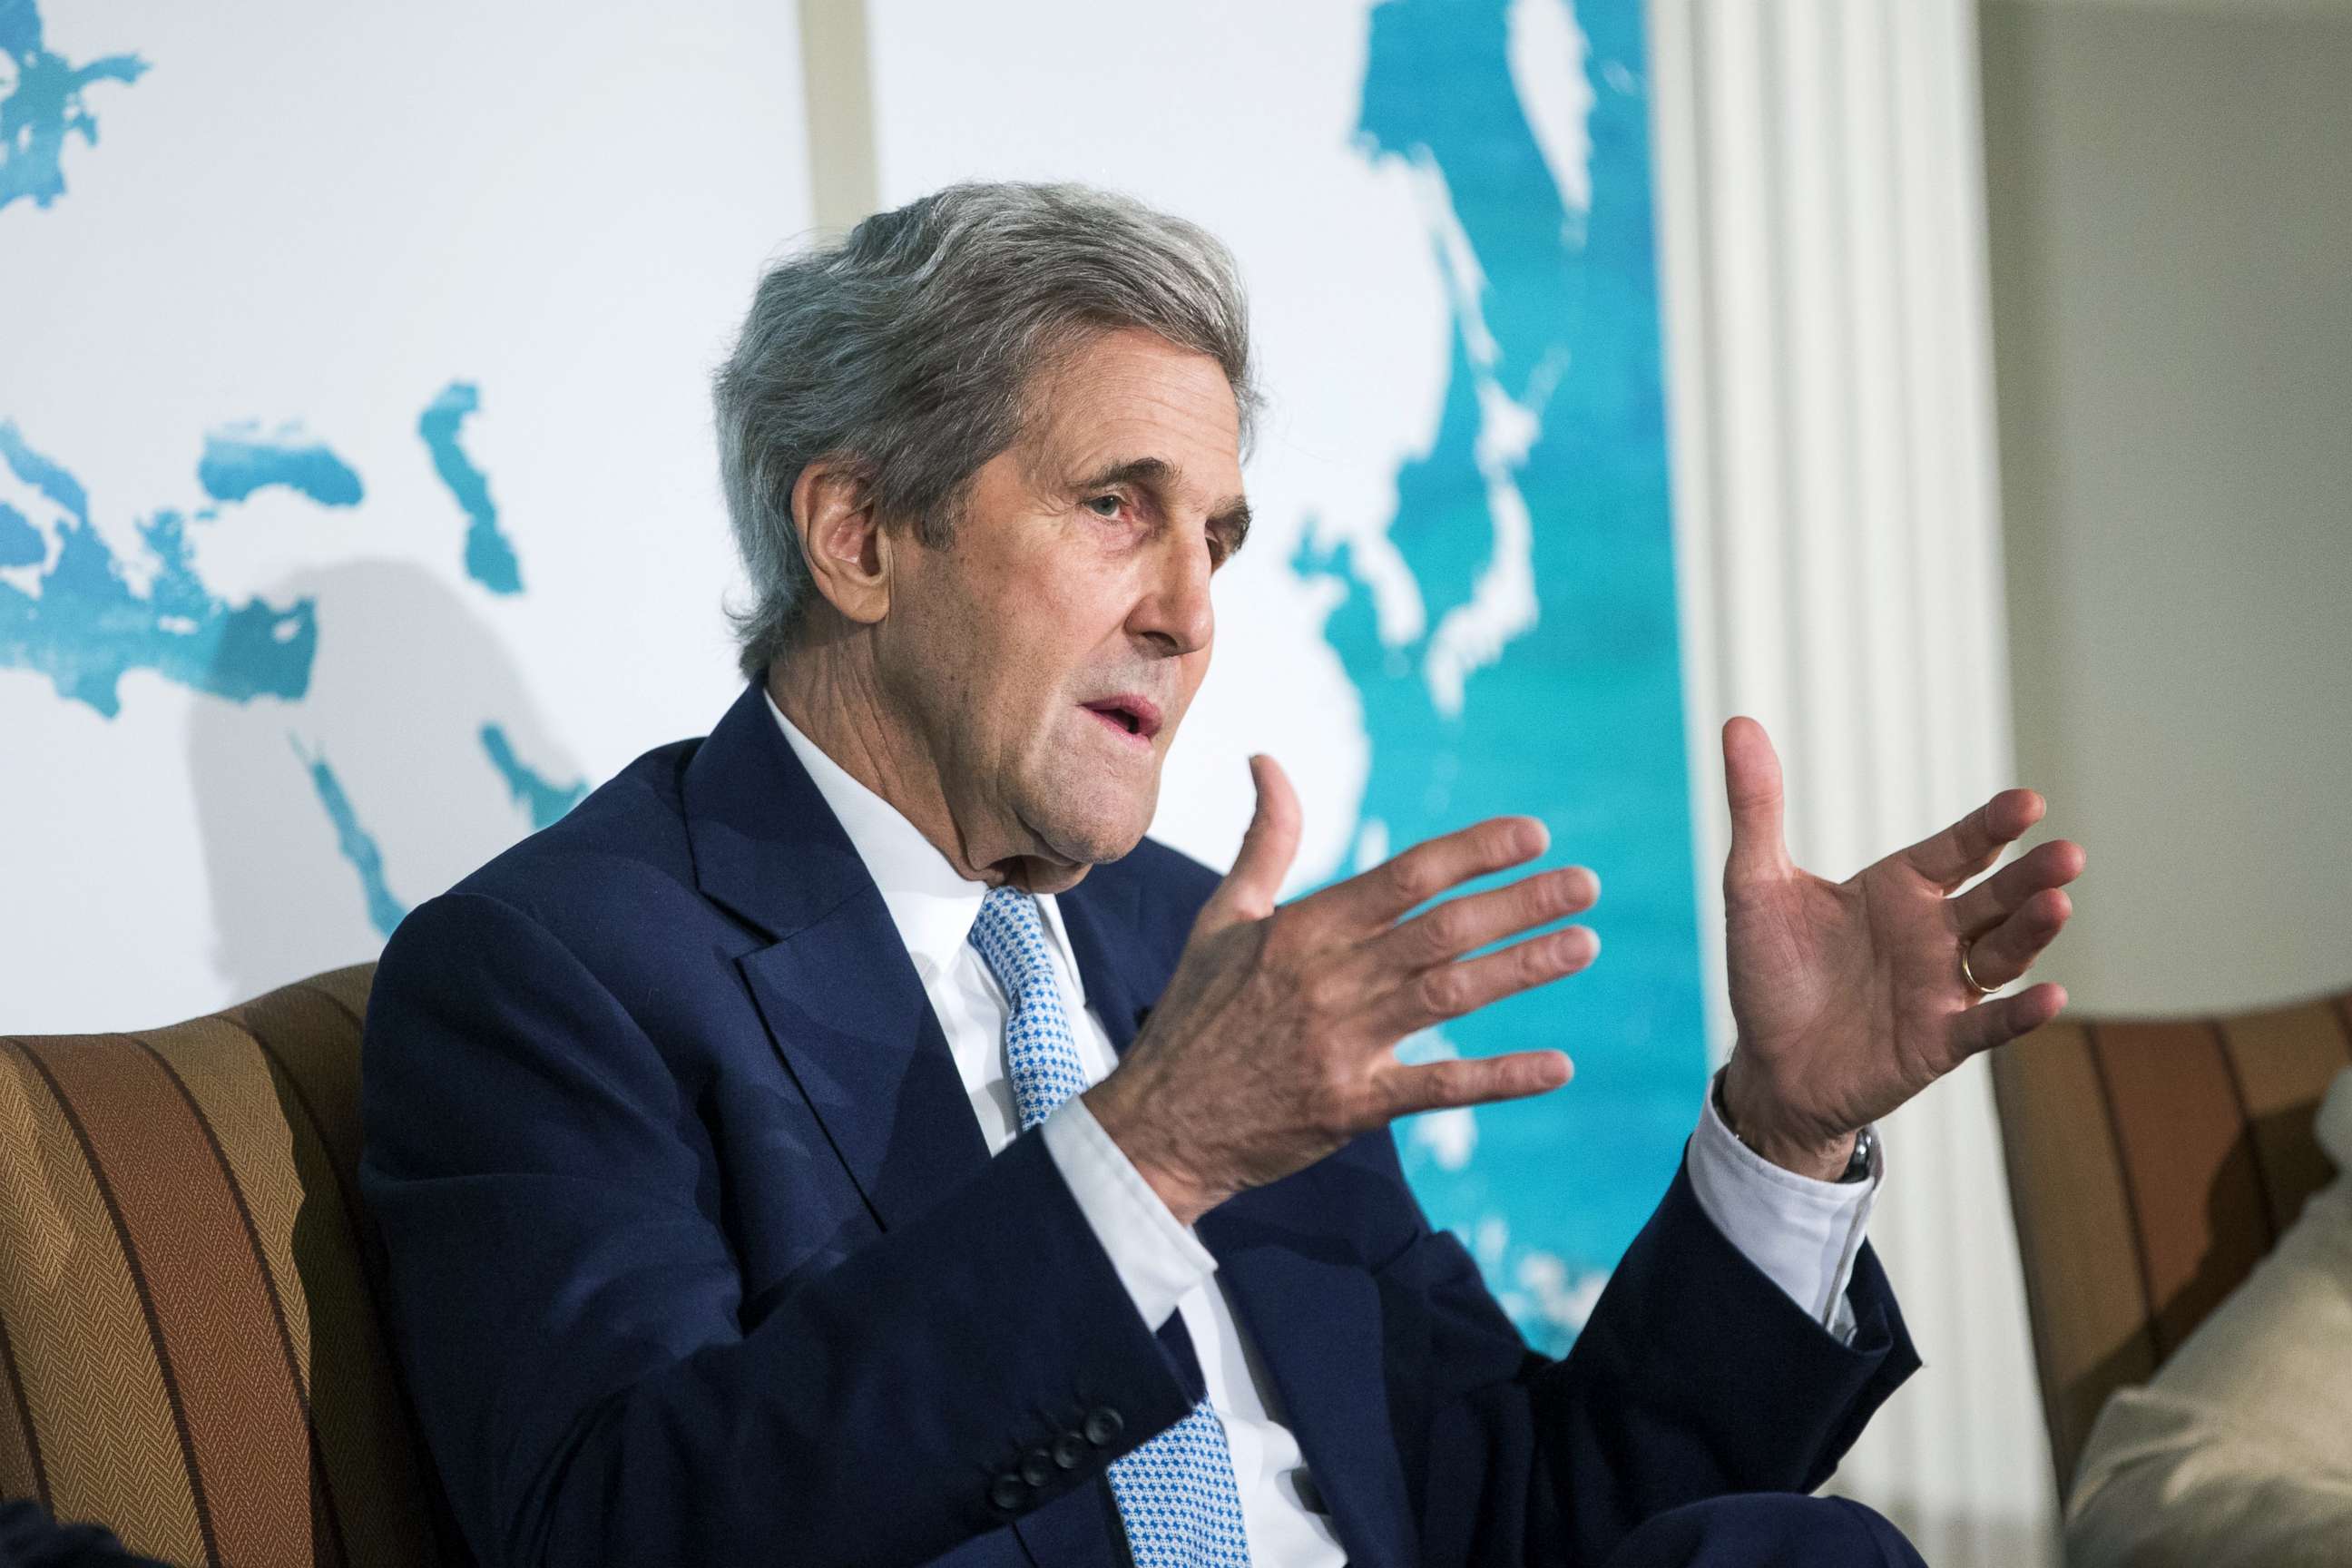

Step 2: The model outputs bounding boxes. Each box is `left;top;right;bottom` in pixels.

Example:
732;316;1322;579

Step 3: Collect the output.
362;181;2084;1567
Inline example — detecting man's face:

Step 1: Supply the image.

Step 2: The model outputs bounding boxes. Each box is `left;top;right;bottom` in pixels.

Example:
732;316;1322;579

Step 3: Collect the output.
877;326;1249;886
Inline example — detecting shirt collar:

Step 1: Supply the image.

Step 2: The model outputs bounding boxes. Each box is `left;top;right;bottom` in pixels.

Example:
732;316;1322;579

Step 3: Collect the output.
765;690;1087;1001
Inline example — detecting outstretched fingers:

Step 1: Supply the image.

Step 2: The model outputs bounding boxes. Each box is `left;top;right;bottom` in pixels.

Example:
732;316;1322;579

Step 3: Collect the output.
1720;717;1793;887
1367;864;1600;975
1371;925;1600;1039
1947;838;2085;939
1197;753;1303;931
1314;814;1552;933
1904;788;2045;890
1961;887;2073;989
1377;1048;1574;1120
1948;980;2069;1061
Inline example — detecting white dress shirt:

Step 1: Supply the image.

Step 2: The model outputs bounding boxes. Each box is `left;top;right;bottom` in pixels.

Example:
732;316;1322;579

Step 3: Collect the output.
768;695;1881;1563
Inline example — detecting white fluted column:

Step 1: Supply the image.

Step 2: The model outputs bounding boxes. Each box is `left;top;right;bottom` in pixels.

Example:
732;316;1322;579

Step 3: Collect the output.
1650;2;2055;1563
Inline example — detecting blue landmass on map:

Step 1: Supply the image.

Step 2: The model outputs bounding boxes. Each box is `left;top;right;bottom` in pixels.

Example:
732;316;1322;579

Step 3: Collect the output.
293;737;407;938
198;422;364;507
0;0;146;214
0;499;39;564
0;420;317;717
1301;0;1701;1349
480;722;586;829
419;382;522;594
0;414;86;517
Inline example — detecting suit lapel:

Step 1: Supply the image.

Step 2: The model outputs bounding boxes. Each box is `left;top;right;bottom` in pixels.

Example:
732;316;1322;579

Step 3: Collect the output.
737;905;988;1230
686;681;986;1230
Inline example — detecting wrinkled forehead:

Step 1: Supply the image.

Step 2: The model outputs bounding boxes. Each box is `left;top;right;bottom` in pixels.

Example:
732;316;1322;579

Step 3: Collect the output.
1019;327;1247;496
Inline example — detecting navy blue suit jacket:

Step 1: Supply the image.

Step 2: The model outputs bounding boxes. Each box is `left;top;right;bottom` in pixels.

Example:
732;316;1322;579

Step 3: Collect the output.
359;681;1920;1568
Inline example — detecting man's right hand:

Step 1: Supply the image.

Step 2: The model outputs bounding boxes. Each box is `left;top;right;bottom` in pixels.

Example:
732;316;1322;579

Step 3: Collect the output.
1083;754;1599;1225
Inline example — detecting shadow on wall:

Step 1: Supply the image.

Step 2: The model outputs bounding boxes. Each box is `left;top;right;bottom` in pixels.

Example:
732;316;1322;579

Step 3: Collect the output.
188;558;585;1001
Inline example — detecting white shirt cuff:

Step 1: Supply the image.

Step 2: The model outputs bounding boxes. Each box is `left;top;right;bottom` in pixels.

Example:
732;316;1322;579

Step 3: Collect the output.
1685;1071;1882;1344
1040;1094;1217;1330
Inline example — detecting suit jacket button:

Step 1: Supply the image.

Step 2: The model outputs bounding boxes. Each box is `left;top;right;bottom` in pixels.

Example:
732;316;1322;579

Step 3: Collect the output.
1052;1432;1088;1470
989;1474;1029;1514
1083;1407;1124;1446
1021;1448;1055;1487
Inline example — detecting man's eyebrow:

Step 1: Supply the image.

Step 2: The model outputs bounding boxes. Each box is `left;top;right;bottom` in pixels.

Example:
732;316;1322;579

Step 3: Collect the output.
1070;456;1177;495
1073;456;1252;553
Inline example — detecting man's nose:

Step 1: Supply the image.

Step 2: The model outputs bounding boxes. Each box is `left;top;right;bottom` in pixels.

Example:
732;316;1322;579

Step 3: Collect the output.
1129;530;1215;656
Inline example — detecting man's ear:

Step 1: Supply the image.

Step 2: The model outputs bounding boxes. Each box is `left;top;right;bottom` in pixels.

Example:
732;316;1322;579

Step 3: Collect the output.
790;457;891;626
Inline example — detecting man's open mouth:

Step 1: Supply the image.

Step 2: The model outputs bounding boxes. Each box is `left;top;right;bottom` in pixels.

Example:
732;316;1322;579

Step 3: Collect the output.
1081;696;1163;741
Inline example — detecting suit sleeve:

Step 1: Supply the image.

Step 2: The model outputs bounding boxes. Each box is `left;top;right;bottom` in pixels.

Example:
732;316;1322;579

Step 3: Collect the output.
0;1502;169;1568
1372;1135;1920;1568
358;891;1196;1568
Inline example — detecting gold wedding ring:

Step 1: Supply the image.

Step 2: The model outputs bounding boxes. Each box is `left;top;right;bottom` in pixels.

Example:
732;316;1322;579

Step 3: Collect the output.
1959;942;2000;997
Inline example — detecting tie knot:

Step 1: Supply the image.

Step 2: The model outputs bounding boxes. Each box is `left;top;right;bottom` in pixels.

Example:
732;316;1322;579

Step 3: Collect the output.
967;886;1055;999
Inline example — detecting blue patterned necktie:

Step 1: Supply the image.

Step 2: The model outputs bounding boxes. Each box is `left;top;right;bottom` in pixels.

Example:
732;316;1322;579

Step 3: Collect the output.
966;887;1254;1568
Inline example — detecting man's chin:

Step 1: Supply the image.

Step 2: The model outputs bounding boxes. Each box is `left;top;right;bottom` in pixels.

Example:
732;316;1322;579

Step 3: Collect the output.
1005;835;1132;895
1054;820;1152;872
1022;798;1157;885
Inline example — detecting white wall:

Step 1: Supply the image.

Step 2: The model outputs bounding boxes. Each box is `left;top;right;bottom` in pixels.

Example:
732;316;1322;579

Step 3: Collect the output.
1983;0;2352;1015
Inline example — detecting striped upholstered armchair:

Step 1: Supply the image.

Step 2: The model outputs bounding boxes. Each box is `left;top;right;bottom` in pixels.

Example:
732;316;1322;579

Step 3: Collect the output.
0;965;450;1566
1992;986;2352;1492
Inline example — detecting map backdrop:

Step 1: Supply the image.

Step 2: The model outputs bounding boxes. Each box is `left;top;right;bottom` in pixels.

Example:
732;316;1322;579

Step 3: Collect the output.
2;0;1703;1349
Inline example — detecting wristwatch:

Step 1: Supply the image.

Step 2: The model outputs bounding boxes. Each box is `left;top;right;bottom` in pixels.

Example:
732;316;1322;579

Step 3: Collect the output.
1712;1070;1877;1184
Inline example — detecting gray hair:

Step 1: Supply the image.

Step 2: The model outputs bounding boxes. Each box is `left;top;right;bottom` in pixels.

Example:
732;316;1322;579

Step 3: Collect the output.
713;180;1260;679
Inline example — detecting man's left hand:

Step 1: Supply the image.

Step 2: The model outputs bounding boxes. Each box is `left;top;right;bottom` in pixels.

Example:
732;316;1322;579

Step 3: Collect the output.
1715;716;2086;1180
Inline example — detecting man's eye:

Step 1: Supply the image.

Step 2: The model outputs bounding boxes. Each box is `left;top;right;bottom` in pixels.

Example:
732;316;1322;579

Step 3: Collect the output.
1083;495;1125;518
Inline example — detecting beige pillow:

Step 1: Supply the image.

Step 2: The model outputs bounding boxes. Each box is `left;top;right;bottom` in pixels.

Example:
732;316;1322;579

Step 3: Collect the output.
2065;1069;2352;1568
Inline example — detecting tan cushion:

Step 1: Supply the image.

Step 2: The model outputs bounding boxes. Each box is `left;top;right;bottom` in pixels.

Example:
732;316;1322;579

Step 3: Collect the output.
0;965;446;1566
2063;1074;2352;1568
1993;990;2352;1491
